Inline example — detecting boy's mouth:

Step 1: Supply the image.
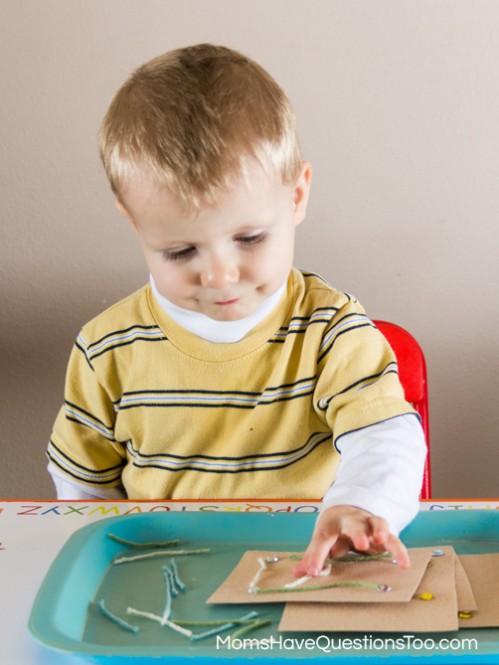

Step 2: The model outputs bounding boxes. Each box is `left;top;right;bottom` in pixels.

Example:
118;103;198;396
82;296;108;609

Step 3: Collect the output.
214;298;240;306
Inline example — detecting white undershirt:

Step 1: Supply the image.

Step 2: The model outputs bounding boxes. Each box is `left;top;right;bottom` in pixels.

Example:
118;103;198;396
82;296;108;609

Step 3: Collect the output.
150;274;287;343
49;279;426;534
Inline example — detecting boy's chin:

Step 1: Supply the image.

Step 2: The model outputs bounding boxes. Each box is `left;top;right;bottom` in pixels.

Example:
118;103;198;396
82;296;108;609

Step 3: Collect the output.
204;305;252;322
201;298;260;322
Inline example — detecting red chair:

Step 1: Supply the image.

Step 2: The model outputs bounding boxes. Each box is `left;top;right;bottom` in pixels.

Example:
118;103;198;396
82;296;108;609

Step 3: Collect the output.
374;320;431;499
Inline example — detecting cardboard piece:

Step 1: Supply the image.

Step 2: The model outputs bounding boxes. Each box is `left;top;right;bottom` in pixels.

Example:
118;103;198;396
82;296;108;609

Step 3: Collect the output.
278;545;459;633
458;553;499;628
208;548;432;605
454;554;478;613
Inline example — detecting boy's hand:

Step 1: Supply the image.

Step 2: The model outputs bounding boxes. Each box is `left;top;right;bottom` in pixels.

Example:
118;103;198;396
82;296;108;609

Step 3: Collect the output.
293;505;410;577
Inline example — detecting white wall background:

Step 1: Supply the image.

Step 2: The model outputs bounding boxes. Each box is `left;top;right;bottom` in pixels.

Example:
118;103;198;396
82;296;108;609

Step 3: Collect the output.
1;0;498;499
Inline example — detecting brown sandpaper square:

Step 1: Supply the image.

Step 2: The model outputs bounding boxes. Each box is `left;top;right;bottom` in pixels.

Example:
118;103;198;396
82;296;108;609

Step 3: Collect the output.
458;553;499;628
279;546;458;633
454;554;478;613
208;548;432;605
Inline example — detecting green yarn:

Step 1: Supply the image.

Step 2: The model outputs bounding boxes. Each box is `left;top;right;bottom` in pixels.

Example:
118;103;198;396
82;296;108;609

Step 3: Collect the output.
107;533;181;548
253;580;382;594
112;547;211;565
289;552;393;564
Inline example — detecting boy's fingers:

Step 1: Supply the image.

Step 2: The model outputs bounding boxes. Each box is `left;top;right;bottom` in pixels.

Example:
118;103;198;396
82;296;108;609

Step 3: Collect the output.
384;533;411;568
293;522;342;577
346;529;371;553
292;540;335;578
368;517;411;568
295;508;380;577
294;510;411;577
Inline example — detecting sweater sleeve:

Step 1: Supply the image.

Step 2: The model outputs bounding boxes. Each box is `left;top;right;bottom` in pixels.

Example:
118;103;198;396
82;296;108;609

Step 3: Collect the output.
48;462;127;500
46;331;126;490
313;298;425;533
321;414;426;534
314;301;416;446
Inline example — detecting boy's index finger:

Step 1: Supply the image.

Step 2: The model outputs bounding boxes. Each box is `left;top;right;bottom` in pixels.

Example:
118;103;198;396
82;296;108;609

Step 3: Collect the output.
292;522;342;578
294;506;373;577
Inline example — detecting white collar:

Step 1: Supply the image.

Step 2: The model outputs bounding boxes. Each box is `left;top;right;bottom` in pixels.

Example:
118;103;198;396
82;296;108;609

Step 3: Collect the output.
150;275;286;343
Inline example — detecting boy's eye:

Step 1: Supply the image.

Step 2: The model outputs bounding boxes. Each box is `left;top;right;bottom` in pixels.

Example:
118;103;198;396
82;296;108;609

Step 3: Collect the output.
236;232;267;247
162;246;196;262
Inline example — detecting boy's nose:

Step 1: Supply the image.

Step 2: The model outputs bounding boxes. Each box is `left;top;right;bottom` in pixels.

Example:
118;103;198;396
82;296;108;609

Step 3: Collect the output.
200;255;239;289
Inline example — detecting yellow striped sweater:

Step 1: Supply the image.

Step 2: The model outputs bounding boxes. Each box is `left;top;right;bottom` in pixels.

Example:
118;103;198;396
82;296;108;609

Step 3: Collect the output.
48;268;415;500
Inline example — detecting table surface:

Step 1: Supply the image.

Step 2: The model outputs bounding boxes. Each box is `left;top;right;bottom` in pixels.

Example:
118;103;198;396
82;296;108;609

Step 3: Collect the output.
1;498;498;664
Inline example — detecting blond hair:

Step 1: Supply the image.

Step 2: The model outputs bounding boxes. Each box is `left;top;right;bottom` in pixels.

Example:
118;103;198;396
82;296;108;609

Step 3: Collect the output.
99;44;301;208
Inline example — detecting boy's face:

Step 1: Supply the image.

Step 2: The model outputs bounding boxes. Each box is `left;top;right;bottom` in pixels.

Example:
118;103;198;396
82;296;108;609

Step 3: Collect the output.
117;158;311;322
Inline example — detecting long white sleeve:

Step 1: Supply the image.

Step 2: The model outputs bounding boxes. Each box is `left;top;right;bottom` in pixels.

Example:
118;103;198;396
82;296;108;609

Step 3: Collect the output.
48;462;127;500
322;414;426;535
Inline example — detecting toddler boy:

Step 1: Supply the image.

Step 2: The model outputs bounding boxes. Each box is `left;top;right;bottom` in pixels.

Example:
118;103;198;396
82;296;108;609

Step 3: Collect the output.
47;44;426;576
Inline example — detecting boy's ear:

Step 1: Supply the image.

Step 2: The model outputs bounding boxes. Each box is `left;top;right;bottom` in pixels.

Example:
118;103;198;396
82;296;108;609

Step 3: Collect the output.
292;161;312;226
115;199;138;232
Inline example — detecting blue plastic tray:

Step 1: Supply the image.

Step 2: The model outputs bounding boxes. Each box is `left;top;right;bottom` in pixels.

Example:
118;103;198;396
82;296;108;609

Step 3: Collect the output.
29;509;499;663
